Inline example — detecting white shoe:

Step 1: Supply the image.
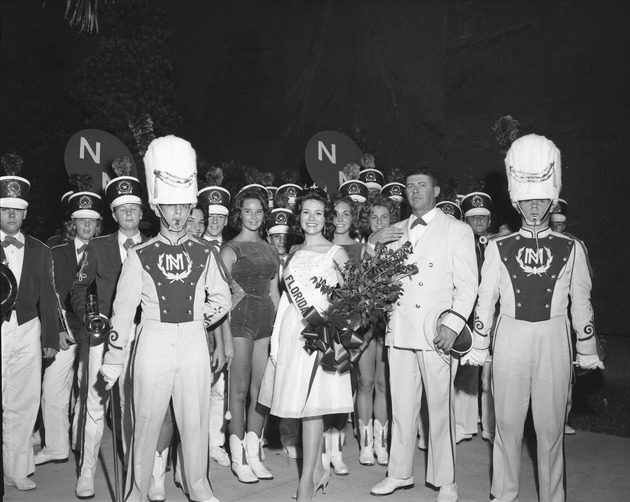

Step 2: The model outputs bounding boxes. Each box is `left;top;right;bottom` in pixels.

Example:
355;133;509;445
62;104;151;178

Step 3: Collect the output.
373;419;389;466
245;431;273;479
34;448;69;466
283;444;302;459
210;446;231;467
358;418;375;466
417;435;427;450
330;428;349;475
229;435;258;484
370;476;414;496
437;482;458;502
148;448;168;502
75;475;95;499
4;476;37;491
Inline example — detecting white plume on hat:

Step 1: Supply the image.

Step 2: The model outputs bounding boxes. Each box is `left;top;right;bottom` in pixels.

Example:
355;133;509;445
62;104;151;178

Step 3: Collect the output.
505;133;561;207
144;135;198;209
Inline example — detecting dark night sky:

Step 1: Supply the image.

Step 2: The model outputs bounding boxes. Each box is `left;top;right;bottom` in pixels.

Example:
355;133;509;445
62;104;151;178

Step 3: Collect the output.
1;0;628;334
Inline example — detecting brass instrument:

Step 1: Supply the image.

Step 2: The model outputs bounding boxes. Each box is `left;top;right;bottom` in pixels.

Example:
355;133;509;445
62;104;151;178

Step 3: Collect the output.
1;262;18;322
84;290;110;345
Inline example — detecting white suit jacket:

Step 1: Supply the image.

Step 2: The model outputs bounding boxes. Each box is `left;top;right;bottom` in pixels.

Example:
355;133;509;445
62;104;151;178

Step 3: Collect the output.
385;209;478;351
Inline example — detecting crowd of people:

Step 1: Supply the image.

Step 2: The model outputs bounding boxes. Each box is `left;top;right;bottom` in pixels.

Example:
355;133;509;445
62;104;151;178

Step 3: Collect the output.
0;133;604;502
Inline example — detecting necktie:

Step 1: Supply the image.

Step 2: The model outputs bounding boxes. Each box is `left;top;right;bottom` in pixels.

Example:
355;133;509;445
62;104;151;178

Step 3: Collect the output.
77;244;87;255
410;217;427;229
2;236;24;249
123;238;135;252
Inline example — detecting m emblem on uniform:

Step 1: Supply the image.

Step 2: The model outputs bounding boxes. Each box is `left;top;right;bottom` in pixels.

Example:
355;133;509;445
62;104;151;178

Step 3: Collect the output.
157;252;193;282
516;246;553;276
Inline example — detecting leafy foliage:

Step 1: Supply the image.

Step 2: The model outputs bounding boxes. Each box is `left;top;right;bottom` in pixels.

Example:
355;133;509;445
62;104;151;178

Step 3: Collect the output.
312;242;418;334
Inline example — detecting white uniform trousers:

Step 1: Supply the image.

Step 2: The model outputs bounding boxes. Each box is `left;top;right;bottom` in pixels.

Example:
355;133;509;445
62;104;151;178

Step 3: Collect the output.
209;370;226;448
73;330;134;478
454;364;479;436
125;320;213;502
41;342;78;457
491;315;571;502
480;359;495;437
388;347;457;487
2;314;41;478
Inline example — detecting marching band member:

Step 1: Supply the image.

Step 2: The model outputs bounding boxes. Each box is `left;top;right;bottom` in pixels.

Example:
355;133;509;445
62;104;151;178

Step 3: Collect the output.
69;164;146;499
1;154;59;491
464;134;604;502
36;178;103;467
100;135;230;502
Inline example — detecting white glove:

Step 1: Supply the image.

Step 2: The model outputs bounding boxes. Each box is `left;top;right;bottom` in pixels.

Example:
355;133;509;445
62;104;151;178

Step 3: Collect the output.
575;354;604;371
100;363;123;390
461;348;489;366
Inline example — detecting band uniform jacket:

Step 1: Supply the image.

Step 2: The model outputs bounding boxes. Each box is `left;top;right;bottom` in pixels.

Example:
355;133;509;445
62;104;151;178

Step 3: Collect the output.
70;231;147;324
385;209;478;350
1;235;59;350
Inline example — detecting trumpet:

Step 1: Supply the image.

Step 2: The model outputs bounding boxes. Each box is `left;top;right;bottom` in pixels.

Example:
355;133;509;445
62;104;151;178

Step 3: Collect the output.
84;290;110;345
1;262;18;322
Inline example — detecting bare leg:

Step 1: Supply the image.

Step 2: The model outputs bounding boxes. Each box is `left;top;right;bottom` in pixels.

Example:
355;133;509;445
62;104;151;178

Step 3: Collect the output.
356;338;376;423
298;416;324;502
373;339;389;425
246;337;270;436
228;337;254;439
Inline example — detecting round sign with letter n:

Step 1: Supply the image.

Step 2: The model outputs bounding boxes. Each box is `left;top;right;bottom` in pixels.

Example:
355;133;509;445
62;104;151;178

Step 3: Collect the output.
304;131;363;193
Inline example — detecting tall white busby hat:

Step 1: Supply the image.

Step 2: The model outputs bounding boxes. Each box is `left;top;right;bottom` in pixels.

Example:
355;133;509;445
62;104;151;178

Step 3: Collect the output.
505;134;562;207
0;153;29;210
144;135;198;209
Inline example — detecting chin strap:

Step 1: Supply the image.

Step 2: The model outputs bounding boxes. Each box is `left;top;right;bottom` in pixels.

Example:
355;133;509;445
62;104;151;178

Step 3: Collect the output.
156;205;192;235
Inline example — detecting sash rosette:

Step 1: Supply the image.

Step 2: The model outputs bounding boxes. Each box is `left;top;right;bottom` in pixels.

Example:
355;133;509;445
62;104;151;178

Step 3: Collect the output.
301;306;363;374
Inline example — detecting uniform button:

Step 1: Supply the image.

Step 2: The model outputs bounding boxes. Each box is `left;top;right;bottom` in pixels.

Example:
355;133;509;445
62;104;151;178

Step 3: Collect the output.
563;257;567;262
503;257;508;261
512;274;517;279
162;309;167;314
429;263;433;267
516;289;521;294
188;296;193;300
397;302;401;307
515;236;521;240
499;242;503;246
551;274;557;279
545;304;550;308
415;304;421;309
188;310;192;314
161;296;166;300
517;303;522;307
157;282;162;287
190;282;195;285
547;288;552;293
145;265;151;270
418;282;423;286
549;235;554;240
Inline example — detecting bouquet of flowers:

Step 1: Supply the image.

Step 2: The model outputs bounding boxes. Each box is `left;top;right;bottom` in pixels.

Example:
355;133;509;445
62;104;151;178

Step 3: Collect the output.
303;242;418;374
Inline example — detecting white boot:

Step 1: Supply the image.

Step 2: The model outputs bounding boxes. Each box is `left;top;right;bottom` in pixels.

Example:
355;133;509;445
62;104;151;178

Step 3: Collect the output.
245;431;273;480
373;419;389;466
148;447;168;502
330;428;349;475
229;435;258;484
358;419;375;465
321;429;332;472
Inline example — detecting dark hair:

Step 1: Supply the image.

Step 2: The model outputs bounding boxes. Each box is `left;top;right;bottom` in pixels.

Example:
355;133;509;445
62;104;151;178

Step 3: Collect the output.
332;194;363;240
291;187;336;241
191;202;207;225
405;168;440;188
362;194;400;235
228;188;270;238
67;218;103;239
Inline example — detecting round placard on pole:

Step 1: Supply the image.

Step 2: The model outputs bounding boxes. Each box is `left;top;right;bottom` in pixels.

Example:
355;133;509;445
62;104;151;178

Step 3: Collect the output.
64;129;137;192
304;131;363;194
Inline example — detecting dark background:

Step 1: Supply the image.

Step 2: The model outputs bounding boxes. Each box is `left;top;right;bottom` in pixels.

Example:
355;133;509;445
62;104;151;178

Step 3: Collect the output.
1;0;628;335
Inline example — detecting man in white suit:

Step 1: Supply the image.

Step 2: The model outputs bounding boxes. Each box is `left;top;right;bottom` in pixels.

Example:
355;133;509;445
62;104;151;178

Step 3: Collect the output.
369;169;478;502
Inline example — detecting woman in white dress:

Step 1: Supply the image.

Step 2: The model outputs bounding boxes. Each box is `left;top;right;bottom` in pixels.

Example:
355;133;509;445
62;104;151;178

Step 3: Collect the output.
261;188;351;501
